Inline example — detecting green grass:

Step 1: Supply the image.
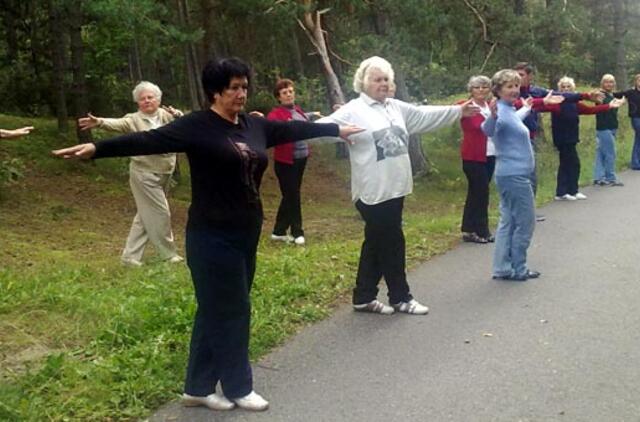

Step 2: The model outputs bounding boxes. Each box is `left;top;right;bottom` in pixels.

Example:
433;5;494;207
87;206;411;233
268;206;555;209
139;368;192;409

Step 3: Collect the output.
0;100;635;421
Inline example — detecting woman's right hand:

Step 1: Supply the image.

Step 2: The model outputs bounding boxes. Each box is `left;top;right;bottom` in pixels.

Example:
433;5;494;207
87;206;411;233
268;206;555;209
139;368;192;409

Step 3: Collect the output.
78;113;101;131
51;143;96;159
338;125;364;144
609;98;626;109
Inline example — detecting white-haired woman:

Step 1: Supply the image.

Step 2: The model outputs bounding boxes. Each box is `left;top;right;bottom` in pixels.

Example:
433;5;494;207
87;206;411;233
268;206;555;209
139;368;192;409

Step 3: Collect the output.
549;76;623;200
78;81;184;266
318;56;479;315
458;75;495;243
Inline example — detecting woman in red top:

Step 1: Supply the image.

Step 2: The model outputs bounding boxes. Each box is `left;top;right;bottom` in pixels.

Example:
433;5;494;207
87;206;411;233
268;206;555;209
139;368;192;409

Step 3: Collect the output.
459;75;495;243
267;79;314;245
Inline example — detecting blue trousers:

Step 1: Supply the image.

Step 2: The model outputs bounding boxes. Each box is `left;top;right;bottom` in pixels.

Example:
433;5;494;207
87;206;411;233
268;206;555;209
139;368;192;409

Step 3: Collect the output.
593;129;618;182
183;218;261;399
493;175;536;278
630;118;640;170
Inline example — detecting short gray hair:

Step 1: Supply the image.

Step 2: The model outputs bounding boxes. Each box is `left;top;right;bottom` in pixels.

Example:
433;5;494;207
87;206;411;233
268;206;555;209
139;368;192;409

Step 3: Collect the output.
490;69;521;97
132;81;162;102
353;56;395;94
467;75;491;92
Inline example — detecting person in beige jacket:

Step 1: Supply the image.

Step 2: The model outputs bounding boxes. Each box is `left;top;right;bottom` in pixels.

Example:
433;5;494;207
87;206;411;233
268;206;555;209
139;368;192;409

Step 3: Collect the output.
78;81;184;266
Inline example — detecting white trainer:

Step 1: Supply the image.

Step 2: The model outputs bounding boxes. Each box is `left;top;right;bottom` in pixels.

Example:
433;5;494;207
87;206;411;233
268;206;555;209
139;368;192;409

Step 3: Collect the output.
557;194;577;201
121;258;143;267
233;391;269;411
392;299;429;315
353;299;394;315
168;255;184;264
293;236;305;246
271;234;293;242
182;393;235;411
574;192;587;200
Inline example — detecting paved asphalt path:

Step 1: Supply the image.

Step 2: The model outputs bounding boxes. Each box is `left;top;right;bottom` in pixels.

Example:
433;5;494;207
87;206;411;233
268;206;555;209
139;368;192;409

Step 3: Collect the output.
150;171;640;422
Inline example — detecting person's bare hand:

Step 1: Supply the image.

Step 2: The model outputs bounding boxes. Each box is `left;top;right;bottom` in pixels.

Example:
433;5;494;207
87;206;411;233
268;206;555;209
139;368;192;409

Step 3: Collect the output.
78;113;101;131
51;143;96;159
162;105;184;118
460;99;481;117
1;126;34;139
521;96;534;108
338;125;364;144
609;98;626;109
248;111;264;118
543;91;565;105
590;90;605;103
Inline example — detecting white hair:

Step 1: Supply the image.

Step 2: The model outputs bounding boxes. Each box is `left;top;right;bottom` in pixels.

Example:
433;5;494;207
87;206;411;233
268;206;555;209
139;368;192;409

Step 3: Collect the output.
353;56;395;94
557;76;576;91
132;81;162;102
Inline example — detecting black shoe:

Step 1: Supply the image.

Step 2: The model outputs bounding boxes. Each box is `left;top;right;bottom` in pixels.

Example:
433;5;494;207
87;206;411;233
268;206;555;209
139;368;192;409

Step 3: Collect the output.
535;214;546;222
492;270;540;281
526;270;541;279
462;233;488;244
486;234;495;243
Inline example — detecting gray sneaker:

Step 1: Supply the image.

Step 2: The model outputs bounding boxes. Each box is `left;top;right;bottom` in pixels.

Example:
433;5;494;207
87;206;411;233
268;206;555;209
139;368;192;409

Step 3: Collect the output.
391;299;429;315
353;300;394;315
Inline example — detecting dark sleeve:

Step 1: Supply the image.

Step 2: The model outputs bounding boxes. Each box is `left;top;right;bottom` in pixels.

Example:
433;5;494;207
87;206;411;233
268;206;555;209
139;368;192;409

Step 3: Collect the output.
93;114;193;159
557;92;582;103
612;91;627;99
261;118;339;149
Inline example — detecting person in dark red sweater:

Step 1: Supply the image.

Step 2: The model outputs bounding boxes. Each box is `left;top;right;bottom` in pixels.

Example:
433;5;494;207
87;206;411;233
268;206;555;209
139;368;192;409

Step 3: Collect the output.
546;76;624;200
52;57;362;413
268;78;315;246
458;75;495;243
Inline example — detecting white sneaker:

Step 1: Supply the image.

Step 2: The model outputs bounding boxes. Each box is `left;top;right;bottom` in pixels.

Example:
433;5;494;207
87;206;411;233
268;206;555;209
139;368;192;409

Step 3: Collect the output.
233;391;269;411
574;192;587;200
121;258;142;267
293;236;305;246
353;299;394;315
271;234;293;242
182;393;235;411
168;255;184;264
555;194;577;201
392;299;429;315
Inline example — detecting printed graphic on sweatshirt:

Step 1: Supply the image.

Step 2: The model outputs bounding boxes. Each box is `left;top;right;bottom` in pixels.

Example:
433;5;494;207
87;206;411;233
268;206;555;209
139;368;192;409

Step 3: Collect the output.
372;125;409;161
230;139;260;205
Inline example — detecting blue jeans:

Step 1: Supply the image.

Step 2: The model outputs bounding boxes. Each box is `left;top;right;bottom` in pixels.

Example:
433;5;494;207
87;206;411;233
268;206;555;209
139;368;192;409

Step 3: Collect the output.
493;175;536;278
630;118;640;169
593;129;617;182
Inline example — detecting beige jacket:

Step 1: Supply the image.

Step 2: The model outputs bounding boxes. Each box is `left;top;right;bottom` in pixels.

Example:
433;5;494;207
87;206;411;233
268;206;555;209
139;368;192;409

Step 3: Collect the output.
98;108;178;174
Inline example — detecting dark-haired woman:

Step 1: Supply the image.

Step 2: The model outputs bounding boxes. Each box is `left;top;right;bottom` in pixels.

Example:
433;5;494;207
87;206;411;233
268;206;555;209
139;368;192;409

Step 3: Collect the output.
268;78;311;245
53;57;362;412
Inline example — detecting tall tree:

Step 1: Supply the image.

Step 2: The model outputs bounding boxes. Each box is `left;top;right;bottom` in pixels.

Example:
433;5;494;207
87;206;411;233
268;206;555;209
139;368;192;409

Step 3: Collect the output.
68;0;92;142
48;0;68;133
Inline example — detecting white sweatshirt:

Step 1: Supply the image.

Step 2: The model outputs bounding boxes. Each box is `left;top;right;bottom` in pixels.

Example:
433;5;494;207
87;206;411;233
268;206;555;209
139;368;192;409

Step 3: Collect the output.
318;93;462;205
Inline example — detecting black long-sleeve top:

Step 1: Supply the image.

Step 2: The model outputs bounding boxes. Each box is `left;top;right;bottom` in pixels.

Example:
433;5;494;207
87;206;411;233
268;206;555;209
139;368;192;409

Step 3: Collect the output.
94;110;339;229
613;88;640;118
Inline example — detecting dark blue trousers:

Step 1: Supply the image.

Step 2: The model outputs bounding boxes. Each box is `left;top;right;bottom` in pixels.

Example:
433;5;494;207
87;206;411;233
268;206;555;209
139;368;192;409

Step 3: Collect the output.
183;218;261;399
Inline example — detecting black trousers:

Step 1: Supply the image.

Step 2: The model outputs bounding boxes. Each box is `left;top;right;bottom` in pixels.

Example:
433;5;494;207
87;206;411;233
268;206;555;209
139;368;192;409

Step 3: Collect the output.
461;157;495;238
273;158;307;238
183;218;261;399
353;197;412;305
555;143;580;196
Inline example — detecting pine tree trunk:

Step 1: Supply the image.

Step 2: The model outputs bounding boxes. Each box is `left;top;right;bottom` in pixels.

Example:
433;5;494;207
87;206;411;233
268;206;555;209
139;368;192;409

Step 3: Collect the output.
69;0;92;142
177;0;206;110
48;0;68;133
395;71;429;176
613;0;628;88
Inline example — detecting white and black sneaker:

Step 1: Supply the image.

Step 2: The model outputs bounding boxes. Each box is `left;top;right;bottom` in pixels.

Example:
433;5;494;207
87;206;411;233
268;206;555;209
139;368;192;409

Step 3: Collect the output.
353;299;394;315
391;299;429;315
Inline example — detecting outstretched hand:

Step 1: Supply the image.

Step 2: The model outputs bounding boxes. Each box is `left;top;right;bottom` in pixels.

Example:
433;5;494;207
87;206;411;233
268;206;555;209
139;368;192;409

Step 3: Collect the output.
609;98;626;109
520;96;534;109
338;125;364;145
78;113;101;131
590;90;605;103
51;143;96;160
1;126;34;139
162;105;184;118
489;99;497;118
460;100;481;117
543;91;565;105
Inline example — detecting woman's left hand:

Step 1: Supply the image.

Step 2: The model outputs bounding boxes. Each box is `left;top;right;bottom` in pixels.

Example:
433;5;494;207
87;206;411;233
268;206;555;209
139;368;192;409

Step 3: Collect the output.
162;105;184;118
460;100;481;117
338;125;364;144
51;143;96;159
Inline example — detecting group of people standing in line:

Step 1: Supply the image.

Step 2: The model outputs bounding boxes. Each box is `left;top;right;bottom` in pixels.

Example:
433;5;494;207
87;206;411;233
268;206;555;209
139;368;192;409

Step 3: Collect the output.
1;54;635;412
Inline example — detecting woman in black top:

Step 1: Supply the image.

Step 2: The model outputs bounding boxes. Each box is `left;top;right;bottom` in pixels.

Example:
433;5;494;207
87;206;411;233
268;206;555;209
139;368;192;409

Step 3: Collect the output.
53;58;361;412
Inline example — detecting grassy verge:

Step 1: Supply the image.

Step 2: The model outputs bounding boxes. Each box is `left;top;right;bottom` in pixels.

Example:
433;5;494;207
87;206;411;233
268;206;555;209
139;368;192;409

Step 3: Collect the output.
0;99;634;421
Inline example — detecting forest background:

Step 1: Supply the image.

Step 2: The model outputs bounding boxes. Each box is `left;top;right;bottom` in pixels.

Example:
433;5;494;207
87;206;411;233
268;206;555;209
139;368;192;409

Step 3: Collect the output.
1;0;640;420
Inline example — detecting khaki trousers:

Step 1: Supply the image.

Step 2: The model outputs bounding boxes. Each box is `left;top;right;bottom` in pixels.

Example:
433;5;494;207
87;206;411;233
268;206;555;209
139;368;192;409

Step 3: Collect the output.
121;169;178;261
